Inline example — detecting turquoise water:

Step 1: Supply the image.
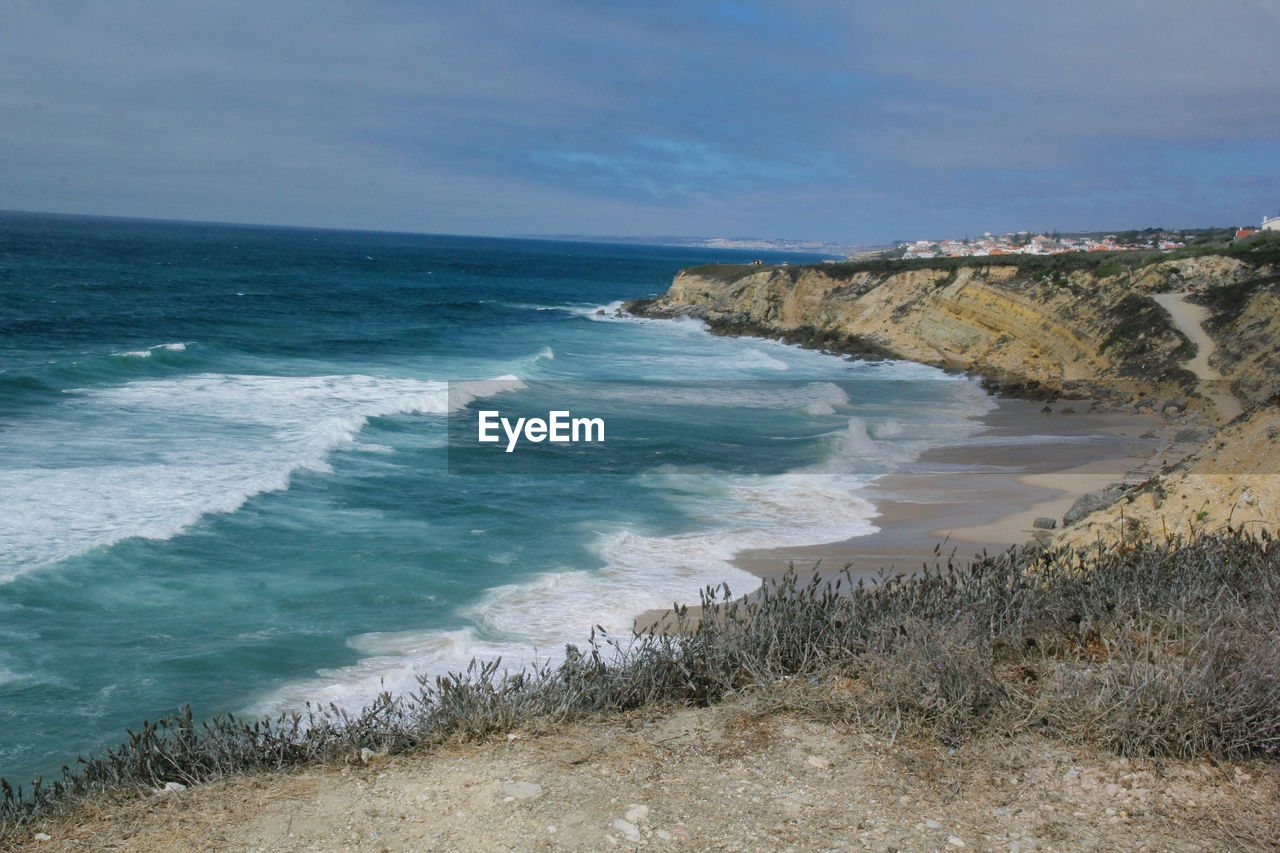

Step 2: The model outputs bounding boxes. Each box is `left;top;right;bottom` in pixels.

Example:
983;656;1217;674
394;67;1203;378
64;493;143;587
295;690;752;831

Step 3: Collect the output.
0;213;991;784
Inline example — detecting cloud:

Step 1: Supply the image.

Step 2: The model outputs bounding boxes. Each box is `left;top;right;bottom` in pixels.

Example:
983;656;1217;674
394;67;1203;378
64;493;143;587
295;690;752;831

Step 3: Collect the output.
1;0;1276;241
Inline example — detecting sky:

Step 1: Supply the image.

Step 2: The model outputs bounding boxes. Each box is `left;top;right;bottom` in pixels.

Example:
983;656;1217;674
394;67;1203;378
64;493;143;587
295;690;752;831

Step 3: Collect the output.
2;1;1278;243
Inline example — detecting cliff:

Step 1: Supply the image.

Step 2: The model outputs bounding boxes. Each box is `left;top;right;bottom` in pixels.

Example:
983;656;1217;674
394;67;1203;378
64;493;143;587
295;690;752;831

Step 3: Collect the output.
626;252;1280;547
626;254;1279;413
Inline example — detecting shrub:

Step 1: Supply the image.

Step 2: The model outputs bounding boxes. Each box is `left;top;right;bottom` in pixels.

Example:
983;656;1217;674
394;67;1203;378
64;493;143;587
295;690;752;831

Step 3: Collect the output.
3;532;1278;837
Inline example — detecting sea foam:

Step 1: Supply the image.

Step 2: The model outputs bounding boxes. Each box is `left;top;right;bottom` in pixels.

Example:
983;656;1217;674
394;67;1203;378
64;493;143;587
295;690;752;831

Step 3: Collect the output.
0;373;521;582
257;448;882;714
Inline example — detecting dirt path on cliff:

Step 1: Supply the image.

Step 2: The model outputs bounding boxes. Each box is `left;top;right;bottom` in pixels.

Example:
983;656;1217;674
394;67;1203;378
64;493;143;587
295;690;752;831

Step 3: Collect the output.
11;697;1279;852
1152;292;1244;422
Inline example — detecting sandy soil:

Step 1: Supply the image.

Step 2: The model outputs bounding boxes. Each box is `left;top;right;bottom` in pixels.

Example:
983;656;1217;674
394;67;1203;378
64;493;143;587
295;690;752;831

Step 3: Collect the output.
728;398;1164;582
943;456;1145;545
1059;404;1280;547
1151;293;1244;422
11;694;1279;852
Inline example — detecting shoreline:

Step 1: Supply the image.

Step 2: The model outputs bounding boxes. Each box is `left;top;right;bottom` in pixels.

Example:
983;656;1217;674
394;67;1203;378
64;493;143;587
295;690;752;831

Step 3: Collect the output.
636;393;1177;632
734;396;1167;579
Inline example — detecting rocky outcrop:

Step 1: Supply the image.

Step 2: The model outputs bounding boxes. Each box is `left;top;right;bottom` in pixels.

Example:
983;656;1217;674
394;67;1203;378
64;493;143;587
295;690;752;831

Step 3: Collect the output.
628;262;1199;405
1057;404;1280;547
1131;255;1263;294
627;257;1279;411
627;255;1280;544
1199;274;1280;406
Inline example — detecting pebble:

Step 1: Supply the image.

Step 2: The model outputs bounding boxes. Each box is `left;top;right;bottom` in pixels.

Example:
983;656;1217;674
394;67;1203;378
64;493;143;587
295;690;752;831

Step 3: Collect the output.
625;804;650;823
613;818;642;843
33;833;52;842
924;819;942;829
806;755;829;769
946;836;966;848
503;781;543;801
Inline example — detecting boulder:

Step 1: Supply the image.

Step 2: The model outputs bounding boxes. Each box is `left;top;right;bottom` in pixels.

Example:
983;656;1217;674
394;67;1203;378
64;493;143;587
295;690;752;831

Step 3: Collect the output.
1064;486;1126;526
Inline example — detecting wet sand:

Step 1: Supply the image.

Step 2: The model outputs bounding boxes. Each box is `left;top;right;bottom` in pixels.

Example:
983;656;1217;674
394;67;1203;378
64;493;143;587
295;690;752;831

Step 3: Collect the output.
733;397;1162;583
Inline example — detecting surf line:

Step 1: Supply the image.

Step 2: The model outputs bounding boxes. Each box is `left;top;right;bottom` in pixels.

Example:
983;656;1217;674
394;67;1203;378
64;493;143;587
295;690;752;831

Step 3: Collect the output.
477;410;605;453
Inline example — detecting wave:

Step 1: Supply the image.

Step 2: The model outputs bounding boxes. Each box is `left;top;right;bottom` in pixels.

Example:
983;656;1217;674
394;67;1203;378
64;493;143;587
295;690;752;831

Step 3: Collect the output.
113;342;189;359
0;372;60;401
257;447;883;715
0;372;522;583
0;343;199;403
569;300;710;332
256;368;998;715
583;380;851;412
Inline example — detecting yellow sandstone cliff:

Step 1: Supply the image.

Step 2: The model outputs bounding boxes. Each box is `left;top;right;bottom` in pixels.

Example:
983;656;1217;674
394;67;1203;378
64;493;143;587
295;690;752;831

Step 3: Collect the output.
629;262;1201;407
627;255;1280;543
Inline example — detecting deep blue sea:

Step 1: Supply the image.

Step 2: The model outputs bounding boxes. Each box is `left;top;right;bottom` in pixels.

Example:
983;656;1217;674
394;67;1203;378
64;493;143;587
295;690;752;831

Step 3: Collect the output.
0;213;992;784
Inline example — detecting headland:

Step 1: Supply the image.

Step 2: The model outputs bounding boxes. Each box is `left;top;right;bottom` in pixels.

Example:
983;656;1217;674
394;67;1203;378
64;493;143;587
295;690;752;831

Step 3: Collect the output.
7;242;1280;851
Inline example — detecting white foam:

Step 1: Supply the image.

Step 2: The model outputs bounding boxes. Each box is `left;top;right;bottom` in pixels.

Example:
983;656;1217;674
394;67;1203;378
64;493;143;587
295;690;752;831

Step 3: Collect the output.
258;464;880;715
736;350;790;371
255;373;999;716
801;383;851;415
566;300;626;318
585;381;851;412
0;372;520;582
446;376;525;412
869;418;905;439
114;342;189;358
573;301;711;334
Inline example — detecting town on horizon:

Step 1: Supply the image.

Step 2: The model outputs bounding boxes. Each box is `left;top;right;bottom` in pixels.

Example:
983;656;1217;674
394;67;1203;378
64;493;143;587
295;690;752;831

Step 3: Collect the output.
893;210;1280;260
530;207;1280;260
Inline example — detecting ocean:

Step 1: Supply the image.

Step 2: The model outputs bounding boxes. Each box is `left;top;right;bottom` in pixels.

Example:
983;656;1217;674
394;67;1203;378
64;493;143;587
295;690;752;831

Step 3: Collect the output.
0;212;993;784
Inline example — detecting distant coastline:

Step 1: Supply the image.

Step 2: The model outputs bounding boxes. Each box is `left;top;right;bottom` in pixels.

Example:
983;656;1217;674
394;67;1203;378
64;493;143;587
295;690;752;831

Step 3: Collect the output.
509;232;874;256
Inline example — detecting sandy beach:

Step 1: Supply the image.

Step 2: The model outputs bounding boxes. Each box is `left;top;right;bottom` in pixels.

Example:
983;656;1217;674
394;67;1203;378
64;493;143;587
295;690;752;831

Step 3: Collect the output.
636;395;1170;632
733;397;1164;580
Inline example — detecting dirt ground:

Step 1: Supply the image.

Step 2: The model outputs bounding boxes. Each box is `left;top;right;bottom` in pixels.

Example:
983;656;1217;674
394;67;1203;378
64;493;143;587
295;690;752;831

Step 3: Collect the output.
10;692;1278;852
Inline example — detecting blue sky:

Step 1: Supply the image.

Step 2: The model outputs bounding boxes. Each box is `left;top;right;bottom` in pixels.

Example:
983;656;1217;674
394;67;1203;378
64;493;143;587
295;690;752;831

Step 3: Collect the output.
3;1;1278;242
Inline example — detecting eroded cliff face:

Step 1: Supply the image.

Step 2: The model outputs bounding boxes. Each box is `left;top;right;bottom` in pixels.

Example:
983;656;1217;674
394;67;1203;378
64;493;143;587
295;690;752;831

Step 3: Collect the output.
628;263;1199;404
626;256;1280;544
1057;404;1280;548
1201;275;1280;405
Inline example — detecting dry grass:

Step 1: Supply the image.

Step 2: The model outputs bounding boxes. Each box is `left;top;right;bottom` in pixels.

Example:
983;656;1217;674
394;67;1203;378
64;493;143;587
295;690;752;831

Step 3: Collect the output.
3;531;1278;842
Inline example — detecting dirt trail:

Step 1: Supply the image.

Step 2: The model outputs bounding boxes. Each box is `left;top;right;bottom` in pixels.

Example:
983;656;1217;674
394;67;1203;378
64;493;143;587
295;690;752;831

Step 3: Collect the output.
9;698;1280;852
1152;292;1244;421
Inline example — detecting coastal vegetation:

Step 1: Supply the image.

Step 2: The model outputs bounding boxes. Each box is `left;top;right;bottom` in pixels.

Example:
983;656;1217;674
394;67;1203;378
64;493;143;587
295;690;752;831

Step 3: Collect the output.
4;533;1278;840
5;241;1277;845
